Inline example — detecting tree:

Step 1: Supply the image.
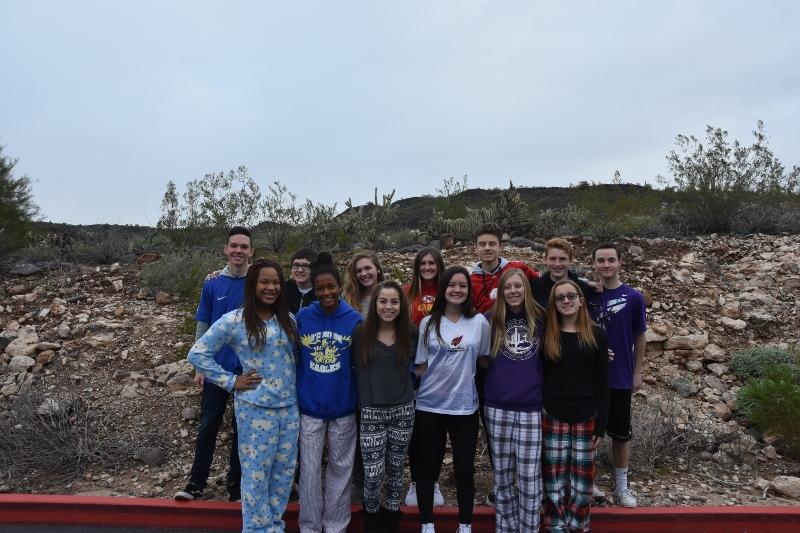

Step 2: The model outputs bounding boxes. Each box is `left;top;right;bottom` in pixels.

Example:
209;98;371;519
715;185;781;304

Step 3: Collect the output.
156;166;263;230
260;181;302;252
658;121;799;233
0;145;39;254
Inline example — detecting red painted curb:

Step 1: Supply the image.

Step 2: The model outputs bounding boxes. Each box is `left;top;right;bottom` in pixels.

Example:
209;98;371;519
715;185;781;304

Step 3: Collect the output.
1;495;800;532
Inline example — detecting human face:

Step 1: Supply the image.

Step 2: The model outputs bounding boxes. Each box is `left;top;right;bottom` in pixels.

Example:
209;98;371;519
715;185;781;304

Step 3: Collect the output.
475;234;500;267
503;274;525;311
445;273;469;307
291;258;312;286
554;284;581;318
355;258;380;289
224;234;253;268
375;287;401;324
256;267;281;307
545;248;571;281
593;248;621;281
314;273;340;313
419;254;438;282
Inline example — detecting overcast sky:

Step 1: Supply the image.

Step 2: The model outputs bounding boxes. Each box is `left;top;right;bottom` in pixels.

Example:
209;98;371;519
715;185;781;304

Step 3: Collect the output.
2;1;799;225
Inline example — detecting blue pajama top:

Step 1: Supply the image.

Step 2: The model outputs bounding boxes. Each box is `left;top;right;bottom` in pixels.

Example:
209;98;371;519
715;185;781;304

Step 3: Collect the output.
187;309;297;408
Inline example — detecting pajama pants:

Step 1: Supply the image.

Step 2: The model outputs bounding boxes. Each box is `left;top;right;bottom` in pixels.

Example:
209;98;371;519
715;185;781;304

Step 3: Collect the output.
234;398;300;533
360;401;415;513
543;414;596;533
484;407;542;533
298;413;356;533
414;409;479;525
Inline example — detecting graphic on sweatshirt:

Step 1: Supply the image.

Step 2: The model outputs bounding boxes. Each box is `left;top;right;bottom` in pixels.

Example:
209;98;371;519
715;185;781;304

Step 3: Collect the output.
593;296;628;331
502;318;538;360
300;331;352;373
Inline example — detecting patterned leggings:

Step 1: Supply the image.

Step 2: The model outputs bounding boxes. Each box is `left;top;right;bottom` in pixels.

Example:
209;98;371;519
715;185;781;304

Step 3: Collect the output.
359;401;415;513
543;414;596;533
484;407;542;533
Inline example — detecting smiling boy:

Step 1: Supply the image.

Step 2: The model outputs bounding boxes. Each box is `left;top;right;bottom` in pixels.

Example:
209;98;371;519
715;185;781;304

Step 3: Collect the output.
285;248;318;314
532;238;597;309
175;226;253;502
589;242;646;508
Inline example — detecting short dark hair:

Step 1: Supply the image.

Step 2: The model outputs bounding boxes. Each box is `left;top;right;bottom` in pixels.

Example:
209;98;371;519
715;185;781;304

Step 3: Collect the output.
291;248;317;263
310;252;341;286
473;222;503;243
228;226;252;242
592;241;621;261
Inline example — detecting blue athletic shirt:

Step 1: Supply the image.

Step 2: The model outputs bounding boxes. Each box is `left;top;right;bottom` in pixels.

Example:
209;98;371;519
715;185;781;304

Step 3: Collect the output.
195;268;245;374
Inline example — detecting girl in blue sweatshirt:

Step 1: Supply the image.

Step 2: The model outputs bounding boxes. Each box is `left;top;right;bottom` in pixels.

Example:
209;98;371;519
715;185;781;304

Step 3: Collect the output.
188;258;299;533
295;253;363;533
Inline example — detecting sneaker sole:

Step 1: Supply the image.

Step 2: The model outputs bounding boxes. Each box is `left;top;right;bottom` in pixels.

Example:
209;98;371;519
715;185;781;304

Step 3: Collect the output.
174;491;197;501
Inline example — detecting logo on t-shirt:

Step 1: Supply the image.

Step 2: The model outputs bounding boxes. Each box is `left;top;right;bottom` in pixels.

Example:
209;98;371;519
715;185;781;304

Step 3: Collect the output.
451;335;463;347
300;331;351;373
502;319;538;361
594;296;628;331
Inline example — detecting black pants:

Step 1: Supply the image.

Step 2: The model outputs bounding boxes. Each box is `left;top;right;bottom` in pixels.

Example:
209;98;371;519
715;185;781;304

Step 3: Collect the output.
189;382;241;495
475;365;494;468
414;409;479;524
408;410;446;482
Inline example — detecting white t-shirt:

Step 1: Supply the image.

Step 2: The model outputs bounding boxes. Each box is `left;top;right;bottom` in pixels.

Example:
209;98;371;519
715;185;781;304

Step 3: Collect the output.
415;313;490;415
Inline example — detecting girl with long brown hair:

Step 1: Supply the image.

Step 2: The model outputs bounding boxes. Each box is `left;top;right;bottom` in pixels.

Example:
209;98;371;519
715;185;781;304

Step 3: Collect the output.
343;251;385;316
353;280;416;532
542;280;609;533
481;268;545;533
187;257;299;533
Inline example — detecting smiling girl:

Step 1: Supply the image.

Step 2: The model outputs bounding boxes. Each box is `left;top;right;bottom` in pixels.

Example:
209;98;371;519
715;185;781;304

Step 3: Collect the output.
481;268;545;533
187;258;299;533
403;247;447;507
343;251;385;317
414;265;490;533
542;280;608;533
354;281;417;533
296;252;363;533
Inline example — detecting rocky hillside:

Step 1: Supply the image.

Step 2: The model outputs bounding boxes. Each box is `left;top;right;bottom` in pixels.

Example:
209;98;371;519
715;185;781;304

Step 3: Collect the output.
1;233;799;505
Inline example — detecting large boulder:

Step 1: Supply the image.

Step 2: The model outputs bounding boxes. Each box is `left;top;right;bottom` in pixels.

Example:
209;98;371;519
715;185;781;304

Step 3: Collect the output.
664;333;709;351
771;476;800;499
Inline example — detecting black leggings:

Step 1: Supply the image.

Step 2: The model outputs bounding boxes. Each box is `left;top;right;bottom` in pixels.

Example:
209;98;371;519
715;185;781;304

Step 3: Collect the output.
408;410;446;482
414;409;479;524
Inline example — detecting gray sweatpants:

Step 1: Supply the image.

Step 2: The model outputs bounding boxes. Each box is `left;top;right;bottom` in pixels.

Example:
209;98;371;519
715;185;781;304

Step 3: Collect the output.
298;413;356;533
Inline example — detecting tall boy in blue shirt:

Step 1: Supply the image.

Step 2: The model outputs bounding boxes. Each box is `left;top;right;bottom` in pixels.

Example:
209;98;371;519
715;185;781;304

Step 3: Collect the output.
175;227;253;502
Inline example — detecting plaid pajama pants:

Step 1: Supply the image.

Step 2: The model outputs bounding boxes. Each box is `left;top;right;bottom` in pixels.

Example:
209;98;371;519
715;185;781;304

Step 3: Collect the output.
484;406;542;533
542;414;596;533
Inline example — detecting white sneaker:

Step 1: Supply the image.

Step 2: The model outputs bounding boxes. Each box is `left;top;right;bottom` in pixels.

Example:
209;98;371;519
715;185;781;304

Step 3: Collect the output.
433;482;445;507
592;485;606;499
615;487;638;508
405;482;418;506
421;523;435;533
457;525;471;533
485;487;496;506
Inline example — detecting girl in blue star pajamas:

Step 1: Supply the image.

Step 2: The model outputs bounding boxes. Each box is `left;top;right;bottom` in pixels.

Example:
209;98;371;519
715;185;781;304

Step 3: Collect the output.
188;258;300;533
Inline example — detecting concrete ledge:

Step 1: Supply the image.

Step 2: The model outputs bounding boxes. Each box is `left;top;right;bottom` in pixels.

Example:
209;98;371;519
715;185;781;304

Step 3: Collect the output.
2;495;800;532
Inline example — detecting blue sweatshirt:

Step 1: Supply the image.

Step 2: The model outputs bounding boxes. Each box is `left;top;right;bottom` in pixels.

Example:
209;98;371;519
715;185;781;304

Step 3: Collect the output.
187;309;297;408
296;300;362;420
195;266;246;374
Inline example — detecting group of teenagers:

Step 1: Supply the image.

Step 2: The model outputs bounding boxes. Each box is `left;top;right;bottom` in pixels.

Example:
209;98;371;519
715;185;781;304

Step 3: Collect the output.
175;222;647;533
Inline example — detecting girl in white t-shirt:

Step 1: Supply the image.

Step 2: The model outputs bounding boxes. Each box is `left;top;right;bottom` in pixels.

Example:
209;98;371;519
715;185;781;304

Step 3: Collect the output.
414;265;490;533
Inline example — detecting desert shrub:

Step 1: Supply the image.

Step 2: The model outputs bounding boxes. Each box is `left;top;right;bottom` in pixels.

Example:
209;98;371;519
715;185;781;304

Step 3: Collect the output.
599;397;707;476
534;204;589;239
729;347;799;381
0;380;151;482
141;249;223;299
738;365;800;458
385;228;424;249
71;229;131;264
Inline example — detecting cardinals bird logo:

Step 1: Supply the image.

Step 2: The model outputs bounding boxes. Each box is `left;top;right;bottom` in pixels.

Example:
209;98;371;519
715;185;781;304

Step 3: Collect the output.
451;335;463;347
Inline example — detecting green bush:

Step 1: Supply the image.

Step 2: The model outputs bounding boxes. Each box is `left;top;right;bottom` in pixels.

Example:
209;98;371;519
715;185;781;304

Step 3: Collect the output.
729;347;799;381
141;250;224;299
738;365;800;458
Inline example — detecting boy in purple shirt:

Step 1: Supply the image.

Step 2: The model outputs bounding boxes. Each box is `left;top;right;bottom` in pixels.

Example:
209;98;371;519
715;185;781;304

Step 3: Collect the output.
589;242;646;508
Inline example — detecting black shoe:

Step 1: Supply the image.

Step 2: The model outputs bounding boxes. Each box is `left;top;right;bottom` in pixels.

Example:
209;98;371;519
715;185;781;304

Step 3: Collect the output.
363;510;380;533
175;482;203;501
380;508;401;533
